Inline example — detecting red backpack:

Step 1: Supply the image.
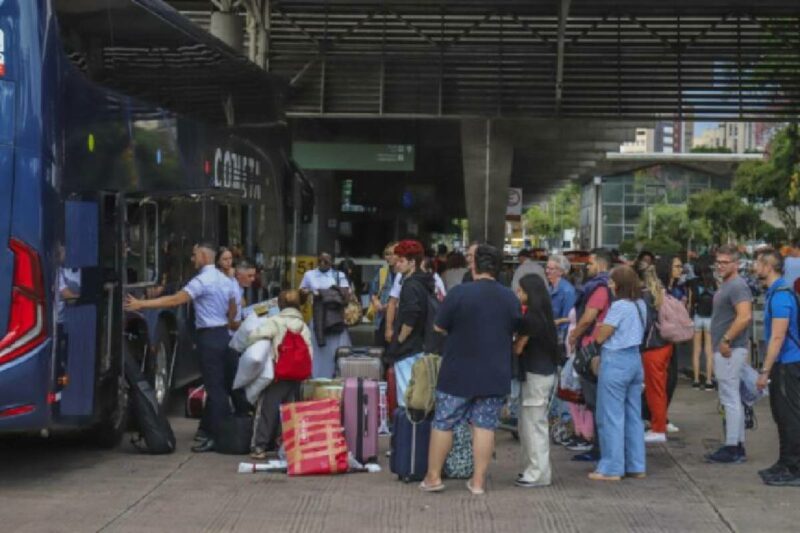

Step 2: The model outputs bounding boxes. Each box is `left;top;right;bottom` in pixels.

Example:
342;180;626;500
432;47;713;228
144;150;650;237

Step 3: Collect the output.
274;331;312;381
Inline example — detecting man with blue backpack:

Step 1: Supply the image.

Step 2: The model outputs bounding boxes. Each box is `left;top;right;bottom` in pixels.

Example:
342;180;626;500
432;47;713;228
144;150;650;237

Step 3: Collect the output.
754;249;800;487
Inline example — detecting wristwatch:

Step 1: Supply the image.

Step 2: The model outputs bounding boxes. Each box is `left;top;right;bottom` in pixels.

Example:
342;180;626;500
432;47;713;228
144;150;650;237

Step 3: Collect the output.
760;367;771;375
722;335;731;344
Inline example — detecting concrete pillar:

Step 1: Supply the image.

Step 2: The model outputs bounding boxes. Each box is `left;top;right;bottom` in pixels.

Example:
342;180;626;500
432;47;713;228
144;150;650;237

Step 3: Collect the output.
210;11;244;53
461;119;514;248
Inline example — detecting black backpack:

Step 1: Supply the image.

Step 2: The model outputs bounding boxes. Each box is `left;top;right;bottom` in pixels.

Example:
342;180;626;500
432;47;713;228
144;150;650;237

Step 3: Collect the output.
124;354;176;454
695;285;715;317
422;291;444;354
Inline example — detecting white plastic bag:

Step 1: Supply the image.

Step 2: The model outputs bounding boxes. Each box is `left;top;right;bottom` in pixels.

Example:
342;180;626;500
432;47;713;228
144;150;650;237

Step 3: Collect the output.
229;306;273;353
233;339;272;391
560;356;581;392
244;357;274;405
740;364;768;407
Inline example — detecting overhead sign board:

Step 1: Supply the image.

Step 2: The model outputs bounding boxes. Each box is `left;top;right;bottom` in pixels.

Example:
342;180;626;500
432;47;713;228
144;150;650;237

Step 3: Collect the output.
293;142;415;171
506;187;523;218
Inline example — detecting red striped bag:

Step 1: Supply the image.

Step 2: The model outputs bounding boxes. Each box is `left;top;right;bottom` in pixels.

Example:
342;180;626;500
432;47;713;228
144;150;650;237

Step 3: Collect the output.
280;399;349;476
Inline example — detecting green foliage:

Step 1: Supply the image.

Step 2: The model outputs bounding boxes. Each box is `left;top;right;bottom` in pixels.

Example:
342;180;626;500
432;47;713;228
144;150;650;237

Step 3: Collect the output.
634;203;710;248
687;189;762;244
524;204;554;239
639;236;682;256
690;145;733;154
618;239;638;256
733;125;800;240
523;183;580;241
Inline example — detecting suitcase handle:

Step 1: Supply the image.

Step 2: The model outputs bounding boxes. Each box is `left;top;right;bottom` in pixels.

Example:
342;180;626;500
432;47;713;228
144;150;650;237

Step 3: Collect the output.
362;393;369;436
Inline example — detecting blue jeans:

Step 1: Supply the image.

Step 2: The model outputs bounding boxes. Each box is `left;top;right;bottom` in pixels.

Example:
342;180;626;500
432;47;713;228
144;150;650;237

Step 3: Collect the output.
596;346;646;476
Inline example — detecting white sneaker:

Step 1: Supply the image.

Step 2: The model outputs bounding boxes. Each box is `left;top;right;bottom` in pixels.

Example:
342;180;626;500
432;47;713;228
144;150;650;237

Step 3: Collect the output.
666;423;680;433
644;431;667;443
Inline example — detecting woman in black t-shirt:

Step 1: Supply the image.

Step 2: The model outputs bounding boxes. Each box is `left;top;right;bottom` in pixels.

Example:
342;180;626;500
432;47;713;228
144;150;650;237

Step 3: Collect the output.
513;274;559;488
689;258;718;390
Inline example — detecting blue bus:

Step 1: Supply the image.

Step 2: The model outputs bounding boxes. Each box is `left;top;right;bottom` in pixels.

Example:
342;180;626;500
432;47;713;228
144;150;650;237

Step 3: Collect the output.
0;0;289;446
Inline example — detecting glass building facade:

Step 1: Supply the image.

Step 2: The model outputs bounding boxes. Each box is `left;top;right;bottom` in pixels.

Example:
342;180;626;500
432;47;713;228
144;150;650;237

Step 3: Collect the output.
584;164;730;248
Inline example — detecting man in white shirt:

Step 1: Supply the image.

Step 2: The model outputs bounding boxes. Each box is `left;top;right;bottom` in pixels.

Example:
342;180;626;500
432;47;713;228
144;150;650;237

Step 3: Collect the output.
126;242;237;453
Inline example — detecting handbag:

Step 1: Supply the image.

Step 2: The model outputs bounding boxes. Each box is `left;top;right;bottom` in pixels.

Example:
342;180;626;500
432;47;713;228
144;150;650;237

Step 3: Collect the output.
343;282;364;327
573;341;600;380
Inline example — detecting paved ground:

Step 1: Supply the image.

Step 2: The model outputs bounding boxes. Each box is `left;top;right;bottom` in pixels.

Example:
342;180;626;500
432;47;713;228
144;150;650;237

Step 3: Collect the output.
0;377;797;533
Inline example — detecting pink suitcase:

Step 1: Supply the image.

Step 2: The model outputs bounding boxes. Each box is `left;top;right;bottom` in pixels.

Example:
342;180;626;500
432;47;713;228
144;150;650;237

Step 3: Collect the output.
342;377;380;464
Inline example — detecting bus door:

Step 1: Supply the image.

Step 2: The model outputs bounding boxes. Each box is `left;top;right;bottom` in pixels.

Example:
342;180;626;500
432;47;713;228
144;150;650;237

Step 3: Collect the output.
58;192;123;419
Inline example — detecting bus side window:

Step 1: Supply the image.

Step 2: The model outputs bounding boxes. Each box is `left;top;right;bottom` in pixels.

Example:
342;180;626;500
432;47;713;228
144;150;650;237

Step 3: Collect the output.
125;201;159;284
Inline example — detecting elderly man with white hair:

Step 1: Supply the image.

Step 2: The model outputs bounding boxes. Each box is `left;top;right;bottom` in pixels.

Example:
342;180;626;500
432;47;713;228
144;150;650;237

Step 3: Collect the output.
546;254;577;338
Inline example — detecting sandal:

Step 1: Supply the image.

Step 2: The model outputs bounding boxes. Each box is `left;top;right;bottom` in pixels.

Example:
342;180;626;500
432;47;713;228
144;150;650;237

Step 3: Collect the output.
418;480;445;493
466;481;485;495
588;471;621;481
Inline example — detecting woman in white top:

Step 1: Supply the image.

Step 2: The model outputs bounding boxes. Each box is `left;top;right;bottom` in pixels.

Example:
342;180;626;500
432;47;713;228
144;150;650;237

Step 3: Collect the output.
299;252;352;378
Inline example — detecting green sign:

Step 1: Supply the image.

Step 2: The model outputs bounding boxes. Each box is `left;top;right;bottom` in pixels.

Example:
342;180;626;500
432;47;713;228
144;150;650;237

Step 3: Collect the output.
293;142;415;171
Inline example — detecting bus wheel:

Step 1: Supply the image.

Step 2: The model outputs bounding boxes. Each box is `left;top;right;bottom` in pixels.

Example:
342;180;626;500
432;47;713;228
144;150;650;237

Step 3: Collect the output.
148;323;172;408
92;374;129;449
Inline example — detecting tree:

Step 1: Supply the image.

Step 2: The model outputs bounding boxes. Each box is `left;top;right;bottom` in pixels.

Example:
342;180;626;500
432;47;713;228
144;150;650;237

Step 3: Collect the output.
634;203;710;252
690;145;733;154
524;204;554;243
687;190;762;244
523;183;581;244
734;125;800;241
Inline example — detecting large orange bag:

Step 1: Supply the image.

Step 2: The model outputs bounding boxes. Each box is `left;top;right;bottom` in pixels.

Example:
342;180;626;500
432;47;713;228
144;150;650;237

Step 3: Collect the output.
280;399;349;476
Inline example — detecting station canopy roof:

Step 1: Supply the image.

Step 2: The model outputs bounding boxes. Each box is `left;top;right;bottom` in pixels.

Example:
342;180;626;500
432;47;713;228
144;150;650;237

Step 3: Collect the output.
55;0;286;125
163;0;799;196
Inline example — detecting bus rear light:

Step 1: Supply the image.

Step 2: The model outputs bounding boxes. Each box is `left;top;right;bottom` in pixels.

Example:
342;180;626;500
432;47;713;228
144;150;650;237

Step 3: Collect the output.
0;239;47;365
0;404;36;418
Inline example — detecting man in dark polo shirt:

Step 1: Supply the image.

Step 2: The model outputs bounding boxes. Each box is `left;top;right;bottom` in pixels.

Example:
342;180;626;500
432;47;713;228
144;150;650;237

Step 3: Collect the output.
419;244;522;496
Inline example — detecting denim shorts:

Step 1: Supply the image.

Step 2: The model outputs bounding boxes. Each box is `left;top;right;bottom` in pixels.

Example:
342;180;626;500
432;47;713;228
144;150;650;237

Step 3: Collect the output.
694;315;711;332
432;391;505;431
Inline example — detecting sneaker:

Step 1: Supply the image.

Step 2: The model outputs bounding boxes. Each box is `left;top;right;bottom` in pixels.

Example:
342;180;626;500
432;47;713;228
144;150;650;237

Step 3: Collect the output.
764;470;800;487
561;436;580;448
572;451;599;462
250;447;268;460
566;438;593;452
705;445;746;464
645;431;667;443
515;478;550;488
666;422;680;434
759;462;787;480
704;381;716;391
744;405;756;430
692;381;702;389
193;428;210;442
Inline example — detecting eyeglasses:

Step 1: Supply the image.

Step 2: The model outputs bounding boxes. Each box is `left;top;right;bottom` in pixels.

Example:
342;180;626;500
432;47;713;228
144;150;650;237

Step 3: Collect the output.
715;260;733;265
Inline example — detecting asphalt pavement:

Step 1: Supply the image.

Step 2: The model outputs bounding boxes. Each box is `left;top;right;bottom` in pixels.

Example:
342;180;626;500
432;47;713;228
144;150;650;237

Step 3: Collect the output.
0;375;797;533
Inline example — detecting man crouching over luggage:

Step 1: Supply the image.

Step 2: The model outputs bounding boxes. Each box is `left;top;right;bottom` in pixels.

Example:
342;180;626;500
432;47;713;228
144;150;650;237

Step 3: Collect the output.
247;290;314;459
420;244;522;495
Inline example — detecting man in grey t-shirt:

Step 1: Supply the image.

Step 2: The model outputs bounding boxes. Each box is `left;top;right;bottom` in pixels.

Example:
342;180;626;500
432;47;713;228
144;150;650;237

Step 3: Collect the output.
511;249;546;291
707;245;753;464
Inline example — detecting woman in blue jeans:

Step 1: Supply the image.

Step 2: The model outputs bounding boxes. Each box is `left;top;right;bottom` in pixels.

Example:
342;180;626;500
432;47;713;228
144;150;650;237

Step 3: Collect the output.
590;265;647;481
